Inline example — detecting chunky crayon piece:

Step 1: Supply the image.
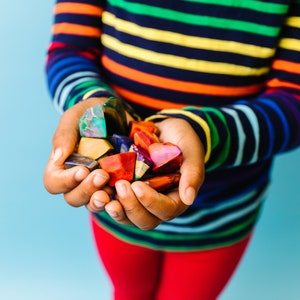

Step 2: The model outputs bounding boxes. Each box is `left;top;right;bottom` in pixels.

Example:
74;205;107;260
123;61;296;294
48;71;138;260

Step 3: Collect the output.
129;120;160;138
142;173;181;192
149;142;183;173
78;104;107;138
98;152;137;186
133;130;160;152
77;137;114;160
129;144;153;180
103;97;128;136
110;134;134;153
64;153;99;171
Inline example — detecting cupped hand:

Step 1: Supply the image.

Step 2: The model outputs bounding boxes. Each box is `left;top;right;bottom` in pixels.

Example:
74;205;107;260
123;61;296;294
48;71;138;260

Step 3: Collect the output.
105;117;206;230
43;97;116;212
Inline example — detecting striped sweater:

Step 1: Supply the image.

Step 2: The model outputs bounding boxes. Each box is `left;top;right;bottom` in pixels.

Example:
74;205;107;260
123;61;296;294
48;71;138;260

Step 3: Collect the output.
46;0;300;250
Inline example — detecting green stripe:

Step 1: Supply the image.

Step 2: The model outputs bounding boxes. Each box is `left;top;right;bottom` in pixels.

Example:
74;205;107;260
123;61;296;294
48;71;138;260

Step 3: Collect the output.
74;80;101;90
183;0;289;14
97;212;258;251
66;88;92;108
66;95;77;109
202;112;219;155
201;108;231;170
104;229;252;251
97;205;260;243
66;81;111;108
110;0;281;37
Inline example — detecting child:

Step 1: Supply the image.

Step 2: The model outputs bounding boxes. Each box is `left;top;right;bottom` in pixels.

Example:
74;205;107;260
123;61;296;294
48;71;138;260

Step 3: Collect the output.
44;1;300;299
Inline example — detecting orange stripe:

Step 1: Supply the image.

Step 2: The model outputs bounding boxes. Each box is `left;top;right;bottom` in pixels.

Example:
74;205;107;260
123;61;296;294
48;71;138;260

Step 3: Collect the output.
267;78;300;90
273;60;300;75
54;3;103;16
112;85;190;110
103;55;262;97
52;23;101;37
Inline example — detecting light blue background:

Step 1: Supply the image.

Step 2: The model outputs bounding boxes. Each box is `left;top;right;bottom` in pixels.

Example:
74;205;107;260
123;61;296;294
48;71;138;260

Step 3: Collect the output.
0;1;299;299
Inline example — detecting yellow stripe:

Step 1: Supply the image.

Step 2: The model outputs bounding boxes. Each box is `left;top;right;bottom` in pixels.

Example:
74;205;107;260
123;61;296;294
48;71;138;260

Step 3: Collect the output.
83;88;107;100
145;115;168;122
285;17;300;29
147;109;211;163
279;38;300;52
102;34;269;76
103;11;274;59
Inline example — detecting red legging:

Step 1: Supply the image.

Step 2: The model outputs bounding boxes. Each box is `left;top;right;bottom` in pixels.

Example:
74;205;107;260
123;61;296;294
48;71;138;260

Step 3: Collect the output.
91;216;251;300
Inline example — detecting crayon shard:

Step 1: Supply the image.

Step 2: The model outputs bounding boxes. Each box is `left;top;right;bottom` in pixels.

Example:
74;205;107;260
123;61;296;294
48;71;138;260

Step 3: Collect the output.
64;153;99;171
98;152;137;186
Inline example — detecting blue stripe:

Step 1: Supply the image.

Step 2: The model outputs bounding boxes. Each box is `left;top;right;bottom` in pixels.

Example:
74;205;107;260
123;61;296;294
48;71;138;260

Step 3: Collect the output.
48;57;100;95
252;103;274;159
258;97;290;152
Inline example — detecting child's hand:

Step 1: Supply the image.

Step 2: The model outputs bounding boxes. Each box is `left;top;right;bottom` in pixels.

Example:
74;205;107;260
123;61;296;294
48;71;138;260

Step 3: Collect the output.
104;118;205;230
43;97;114;212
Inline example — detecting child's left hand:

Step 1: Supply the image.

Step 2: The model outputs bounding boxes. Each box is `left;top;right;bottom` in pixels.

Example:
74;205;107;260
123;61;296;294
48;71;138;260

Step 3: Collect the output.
104;118;206;230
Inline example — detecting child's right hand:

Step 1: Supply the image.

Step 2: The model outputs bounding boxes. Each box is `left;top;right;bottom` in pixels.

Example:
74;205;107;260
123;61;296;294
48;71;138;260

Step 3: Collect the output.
43;97;114;212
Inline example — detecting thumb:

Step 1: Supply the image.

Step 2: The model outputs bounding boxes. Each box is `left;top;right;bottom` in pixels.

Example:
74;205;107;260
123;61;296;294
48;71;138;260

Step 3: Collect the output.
179;156;205;205
51;110;80;165
177;131;205;206
50;96;112;164
156;117;206;205
43;109;86;194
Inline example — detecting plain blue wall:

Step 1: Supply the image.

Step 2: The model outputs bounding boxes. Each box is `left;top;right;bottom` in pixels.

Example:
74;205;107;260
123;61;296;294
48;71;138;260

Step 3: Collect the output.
0;1;299;299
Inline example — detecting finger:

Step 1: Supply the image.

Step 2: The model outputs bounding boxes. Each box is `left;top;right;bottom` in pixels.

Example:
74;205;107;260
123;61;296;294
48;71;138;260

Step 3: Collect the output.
51;98;110;164
156;118;205;205
178;153;205;205
51;112;81;165
131;181;187;222
178;159;205;205
105;199;134;226
44;97;110;195
86;190;111;213
43;151;90;194
177;125;205;206
44;111;83;194
115;180;161;230
64;169;110;207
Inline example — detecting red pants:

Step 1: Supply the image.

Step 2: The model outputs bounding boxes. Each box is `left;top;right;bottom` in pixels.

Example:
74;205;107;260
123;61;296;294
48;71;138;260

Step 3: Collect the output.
91;216;251;300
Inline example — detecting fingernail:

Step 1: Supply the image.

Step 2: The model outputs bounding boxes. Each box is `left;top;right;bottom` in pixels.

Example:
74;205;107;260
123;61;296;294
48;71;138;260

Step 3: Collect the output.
107;209;119;219
75;169;88;181
131;184;143;198
94;199;105;209
93;173;108;187
184;187;196;205
115;181;127;195
52;148;62;162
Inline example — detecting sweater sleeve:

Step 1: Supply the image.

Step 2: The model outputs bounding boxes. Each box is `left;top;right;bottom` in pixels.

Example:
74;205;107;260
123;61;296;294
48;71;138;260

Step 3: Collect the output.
147;1;300;171
46;0;115;114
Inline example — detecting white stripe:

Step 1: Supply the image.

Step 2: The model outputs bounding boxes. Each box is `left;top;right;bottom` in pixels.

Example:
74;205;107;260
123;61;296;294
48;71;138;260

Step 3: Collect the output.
155;188;268;234
53;71;99;113
83;87;109;100
60;76;98;110
165;188;258;225
221;107;246;166
234;104;260;164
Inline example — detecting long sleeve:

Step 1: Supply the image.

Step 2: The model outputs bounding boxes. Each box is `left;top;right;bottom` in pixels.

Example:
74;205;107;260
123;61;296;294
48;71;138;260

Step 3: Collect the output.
148;1;300;171
46;0;114;113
